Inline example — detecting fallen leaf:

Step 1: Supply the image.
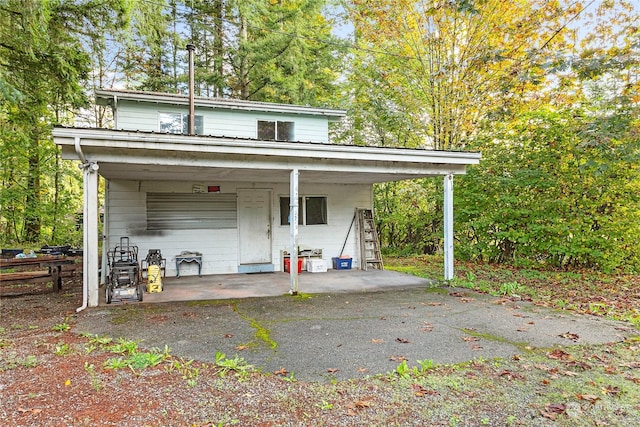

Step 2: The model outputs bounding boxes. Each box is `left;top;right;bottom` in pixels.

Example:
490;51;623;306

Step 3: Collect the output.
559;332;579;341
561;370;578;377
411;383;438;397
357;367;369;373
565;361;592;371
547;349;572;361
449;292;466;297
513;354;521;361
347;399;373;410
224;334;234;338
327;368;340;373
420;322;434;332
499;370;524;380
64;379;71;387
396;337;410;343
427;302;443;306
371;338;384;344
576;394;600;404
389;355;407;362
516;327;529;332
462;336;479;342
541;403;566;420
471;345;483;350
234;345;249;351
605;366;618;374
625;376;640;384
602;385;621;396
273;368;288;376
355;400;372;408
460;298;474;303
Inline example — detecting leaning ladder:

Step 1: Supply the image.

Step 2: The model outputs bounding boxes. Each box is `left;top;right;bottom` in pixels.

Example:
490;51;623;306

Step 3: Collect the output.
357;208;384;271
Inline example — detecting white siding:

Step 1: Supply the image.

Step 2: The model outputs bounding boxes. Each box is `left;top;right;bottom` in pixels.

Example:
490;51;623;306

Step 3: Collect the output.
115;101;329;143
105;179;372;277
270;182;371;272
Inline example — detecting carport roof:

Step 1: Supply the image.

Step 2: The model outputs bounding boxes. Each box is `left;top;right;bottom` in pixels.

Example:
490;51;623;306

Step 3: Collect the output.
53;126;481;185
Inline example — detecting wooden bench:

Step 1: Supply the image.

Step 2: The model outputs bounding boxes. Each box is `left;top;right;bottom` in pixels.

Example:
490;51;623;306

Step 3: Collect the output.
1;256;80;291
0;270;53;286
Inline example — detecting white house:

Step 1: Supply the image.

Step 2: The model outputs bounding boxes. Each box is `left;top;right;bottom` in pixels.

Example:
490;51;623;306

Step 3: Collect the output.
52;89;481;308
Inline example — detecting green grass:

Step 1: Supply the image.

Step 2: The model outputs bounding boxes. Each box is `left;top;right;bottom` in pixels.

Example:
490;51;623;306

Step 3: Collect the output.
385;255;640;327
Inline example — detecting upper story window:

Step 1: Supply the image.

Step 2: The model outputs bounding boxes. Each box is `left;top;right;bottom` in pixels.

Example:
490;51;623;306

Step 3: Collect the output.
159;113;203;135
258;120;294;141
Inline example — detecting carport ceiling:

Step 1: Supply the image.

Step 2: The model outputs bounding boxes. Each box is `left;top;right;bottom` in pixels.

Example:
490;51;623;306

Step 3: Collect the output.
93;162;453;184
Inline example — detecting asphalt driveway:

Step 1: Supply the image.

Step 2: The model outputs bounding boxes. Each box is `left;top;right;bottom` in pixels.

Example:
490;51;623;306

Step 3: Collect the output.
75;285;635;382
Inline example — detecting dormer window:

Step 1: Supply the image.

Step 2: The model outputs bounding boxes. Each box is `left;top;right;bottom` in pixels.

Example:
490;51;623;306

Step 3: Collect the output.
258;120;294;141
159;112;203;135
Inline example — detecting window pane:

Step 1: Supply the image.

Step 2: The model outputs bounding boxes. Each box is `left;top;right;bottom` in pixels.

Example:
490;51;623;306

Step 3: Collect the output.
305;197;327;225
277;121;295;141
181;115;204;135
159;113;183;134
280;197;303;225
258;120;276;140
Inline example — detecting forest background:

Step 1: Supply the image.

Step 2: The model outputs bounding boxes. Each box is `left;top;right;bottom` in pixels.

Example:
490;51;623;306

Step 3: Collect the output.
0;0;638;274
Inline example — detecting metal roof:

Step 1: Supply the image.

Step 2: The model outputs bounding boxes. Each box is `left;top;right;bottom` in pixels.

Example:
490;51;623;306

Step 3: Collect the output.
95;89;346;121
53;126;481;185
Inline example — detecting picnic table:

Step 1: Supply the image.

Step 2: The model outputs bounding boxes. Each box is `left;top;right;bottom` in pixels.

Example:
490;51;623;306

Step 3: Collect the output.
0;256;77;291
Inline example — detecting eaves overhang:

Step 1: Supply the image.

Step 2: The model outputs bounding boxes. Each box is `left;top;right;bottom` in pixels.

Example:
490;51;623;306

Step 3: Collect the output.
95;88;346;121
53;127;481;185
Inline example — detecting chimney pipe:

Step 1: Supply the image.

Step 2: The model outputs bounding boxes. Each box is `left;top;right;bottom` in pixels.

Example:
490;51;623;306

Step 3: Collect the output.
186;43;196;135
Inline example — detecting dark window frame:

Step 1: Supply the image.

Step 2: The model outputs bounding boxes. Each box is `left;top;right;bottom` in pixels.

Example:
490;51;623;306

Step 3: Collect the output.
159;112;204;135
258;120;295;141
279;196;328;226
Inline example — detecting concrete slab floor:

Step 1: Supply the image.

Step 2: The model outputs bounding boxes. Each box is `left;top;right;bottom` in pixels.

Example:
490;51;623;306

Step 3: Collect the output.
105;269;433;305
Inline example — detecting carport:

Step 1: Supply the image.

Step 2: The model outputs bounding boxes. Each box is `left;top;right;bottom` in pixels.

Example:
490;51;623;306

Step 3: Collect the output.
53;126;481;309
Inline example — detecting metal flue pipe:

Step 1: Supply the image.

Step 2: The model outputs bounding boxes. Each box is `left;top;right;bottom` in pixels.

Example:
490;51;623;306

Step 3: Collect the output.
186;43;196;135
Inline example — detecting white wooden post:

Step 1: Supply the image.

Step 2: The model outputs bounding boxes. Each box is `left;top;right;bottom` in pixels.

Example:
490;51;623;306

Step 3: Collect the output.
289;169;299;294
84;162;100;307
444;174;454;281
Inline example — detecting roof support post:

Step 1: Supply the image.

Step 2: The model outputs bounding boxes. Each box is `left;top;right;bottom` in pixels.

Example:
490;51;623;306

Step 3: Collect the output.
289;168;299;295
78;155;100;310
444;173;454;281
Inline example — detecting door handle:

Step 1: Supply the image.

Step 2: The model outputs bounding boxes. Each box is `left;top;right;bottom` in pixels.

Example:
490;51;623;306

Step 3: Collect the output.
266;223;271;239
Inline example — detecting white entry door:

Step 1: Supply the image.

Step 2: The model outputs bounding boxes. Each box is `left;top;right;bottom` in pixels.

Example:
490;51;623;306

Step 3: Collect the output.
238;189;272;266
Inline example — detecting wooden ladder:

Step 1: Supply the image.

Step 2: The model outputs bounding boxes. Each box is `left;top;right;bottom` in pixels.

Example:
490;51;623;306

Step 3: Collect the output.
357;208;384;271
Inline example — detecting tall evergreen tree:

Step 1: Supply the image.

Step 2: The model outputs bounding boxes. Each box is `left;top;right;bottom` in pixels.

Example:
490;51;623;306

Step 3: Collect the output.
0;0;129;243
